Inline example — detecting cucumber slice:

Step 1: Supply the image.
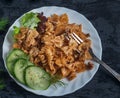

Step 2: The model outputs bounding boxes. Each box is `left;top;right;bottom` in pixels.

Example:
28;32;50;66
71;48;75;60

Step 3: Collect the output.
14;59;33;84
6;49;28;75
25;66;50;90
14;59;27;84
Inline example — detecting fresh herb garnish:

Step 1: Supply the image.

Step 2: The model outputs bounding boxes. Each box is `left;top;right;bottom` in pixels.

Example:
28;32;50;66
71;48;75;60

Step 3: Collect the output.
13;26;20;35
20;12;40;29
50;74;67;88
0;18;8;31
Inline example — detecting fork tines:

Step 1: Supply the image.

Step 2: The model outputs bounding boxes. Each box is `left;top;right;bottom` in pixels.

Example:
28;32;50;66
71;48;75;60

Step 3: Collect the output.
70;32;83;44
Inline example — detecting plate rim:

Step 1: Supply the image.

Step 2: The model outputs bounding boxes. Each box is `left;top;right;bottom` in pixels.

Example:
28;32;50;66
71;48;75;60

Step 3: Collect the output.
2;6;102;96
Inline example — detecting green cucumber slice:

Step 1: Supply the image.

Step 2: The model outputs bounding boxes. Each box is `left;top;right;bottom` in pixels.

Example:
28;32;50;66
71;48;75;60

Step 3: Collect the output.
25;66;50;90
6;49;28;75
14;59;33;84
14;59;27;84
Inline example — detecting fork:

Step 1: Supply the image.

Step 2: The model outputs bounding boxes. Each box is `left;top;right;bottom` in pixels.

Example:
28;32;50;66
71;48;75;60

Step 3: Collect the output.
68;32;120;82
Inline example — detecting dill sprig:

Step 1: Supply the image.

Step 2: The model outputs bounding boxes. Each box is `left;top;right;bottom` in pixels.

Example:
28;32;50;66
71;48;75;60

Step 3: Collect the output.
50;74;67;88
0;18;9;31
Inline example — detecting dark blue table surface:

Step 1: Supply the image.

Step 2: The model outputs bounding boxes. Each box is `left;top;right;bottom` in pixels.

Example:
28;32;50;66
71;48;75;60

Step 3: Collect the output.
0;0;120;98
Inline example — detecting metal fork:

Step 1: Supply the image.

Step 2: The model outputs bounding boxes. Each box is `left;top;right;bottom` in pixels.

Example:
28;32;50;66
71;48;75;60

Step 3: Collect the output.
68;32;120;82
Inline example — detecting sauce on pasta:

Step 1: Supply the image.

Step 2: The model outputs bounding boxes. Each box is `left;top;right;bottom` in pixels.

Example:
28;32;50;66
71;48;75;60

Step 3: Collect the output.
13;13;93;80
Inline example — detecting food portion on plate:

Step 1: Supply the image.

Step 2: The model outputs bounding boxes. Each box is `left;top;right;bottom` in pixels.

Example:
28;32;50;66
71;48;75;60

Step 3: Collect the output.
6;12;94;90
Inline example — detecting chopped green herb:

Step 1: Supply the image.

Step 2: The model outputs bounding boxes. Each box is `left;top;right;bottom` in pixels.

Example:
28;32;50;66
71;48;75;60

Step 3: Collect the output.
50;75;62;84
50;74;66;88
20;12;40;29
13;26;20;35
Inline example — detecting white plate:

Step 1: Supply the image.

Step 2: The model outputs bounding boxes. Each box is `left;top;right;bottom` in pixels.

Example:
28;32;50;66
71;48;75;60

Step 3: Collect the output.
2;6;102;96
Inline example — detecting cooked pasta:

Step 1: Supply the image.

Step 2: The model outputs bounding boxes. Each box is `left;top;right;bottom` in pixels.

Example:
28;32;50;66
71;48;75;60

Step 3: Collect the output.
13;13;93;80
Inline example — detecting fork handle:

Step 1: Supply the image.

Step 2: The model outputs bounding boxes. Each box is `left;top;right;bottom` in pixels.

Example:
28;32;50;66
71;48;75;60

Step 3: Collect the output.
93;56;120;82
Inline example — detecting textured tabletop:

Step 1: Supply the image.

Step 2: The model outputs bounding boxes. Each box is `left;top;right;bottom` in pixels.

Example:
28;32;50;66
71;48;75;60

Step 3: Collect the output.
0;0;120;98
